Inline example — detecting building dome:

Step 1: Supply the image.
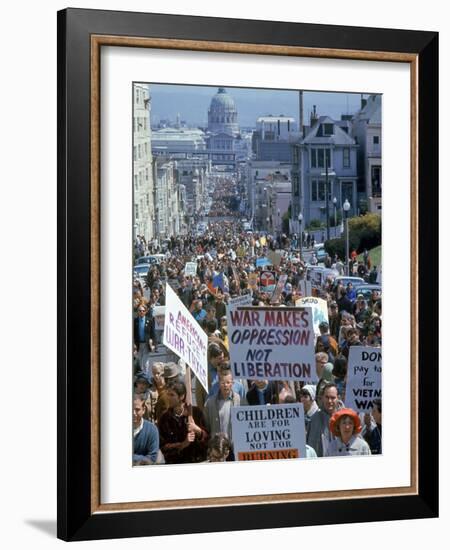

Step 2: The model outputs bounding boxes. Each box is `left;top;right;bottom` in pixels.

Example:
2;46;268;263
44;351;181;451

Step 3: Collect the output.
207;87;239;136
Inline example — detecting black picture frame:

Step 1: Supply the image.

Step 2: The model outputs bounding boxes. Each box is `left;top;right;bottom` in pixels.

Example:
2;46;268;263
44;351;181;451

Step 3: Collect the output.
57;8;438;542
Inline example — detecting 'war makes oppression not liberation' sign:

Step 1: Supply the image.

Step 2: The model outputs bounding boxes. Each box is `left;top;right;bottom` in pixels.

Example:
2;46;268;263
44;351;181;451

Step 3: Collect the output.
227;306;316;381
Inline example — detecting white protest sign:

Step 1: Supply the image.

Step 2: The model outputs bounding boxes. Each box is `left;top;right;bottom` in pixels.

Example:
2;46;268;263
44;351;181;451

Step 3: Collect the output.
152;306;165;332
231;404;306;461
184;262;197;277
295;296;329;336
268;250;282;267
345;346;382;412
163;284;208;392
228;294;253;311
226;306;316;382
270;274;288;304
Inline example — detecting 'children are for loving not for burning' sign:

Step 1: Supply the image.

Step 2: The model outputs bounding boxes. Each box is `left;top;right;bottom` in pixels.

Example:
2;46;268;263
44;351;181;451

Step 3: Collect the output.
231;404;306;461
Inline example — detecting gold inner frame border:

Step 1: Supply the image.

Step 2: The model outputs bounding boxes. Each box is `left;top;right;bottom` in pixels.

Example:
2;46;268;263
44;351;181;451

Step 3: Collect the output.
90;35;419;514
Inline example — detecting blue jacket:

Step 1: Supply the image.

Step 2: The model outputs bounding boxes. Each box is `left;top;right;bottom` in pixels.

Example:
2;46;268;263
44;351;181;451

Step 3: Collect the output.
133;420;159;464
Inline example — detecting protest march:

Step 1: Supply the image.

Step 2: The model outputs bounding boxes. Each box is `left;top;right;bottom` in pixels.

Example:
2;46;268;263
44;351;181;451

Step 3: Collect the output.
132;186;382;466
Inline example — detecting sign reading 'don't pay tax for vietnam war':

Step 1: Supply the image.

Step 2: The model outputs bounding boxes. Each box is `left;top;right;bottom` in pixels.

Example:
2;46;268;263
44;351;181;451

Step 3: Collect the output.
163;284;208;392
345;346;382;413
231;404;306;461
226;306;316;382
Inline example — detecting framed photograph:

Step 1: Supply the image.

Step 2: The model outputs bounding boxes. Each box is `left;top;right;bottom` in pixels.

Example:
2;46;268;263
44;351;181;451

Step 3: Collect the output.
57;8;438;542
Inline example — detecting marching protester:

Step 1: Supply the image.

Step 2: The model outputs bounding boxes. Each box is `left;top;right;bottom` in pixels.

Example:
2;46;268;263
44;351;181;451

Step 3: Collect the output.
158;381;209;464
133;396;163;465
306;383;342;457
325;408;371;456
363;398;382;454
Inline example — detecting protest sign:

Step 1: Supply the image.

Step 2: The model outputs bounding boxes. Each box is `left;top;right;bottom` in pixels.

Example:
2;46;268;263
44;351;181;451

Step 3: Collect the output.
226;306;316;382
270;274;288;304
268;250;282;267
345;346;382;412
152;306;165;332
228;294;253;311
260;271;275;286
256;257;272;268
308;269;323;288
231;404;306;461
184;261;197;277
259;236;267;247
295;296;329;335
163;284;208;392
248;272;259;290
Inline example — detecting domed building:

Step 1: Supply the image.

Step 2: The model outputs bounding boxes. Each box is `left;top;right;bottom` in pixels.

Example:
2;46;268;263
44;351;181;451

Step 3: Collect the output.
207;87;239;136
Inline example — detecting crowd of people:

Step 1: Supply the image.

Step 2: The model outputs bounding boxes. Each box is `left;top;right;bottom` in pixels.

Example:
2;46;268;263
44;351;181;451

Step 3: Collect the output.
132;218;382;466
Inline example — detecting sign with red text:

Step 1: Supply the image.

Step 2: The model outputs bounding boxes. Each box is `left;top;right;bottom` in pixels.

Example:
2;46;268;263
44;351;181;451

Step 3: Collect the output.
163;284;208;391
231;404;306;461
226;306;316;381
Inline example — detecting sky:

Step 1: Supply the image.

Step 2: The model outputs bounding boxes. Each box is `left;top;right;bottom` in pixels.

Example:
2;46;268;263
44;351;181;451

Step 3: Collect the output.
145;83;374;128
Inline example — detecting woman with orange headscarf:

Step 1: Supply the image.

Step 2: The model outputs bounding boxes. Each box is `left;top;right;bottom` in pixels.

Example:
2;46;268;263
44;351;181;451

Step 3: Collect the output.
325;408;371;456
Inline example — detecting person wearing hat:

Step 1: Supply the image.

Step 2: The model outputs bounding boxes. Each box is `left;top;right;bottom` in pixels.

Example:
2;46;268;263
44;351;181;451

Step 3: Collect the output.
325;408;371;456
163;362;183;385
299;385;319;429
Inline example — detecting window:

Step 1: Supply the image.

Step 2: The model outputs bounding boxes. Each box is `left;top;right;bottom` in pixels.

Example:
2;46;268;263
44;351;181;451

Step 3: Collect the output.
323;123;334;136
343;147;351;168
373;135;380;145
371;166;382;197
311;179;331;202
311;148;331;169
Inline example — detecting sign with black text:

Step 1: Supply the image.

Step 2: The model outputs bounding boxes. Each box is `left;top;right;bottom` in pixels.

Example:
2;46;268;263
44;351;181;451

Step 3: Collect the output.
231;404;306;461
345;346;382;412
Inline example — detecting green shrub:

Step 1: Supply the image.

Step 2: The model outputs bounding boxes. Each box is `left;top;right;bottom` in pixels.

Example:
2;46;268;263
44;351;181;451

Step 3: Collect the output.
324;213;381;259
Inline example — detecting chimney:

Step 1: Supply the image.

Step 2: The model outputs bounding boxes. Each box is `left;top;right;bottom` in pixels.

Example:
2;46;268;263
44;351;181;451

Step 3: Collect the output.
310;105;319;127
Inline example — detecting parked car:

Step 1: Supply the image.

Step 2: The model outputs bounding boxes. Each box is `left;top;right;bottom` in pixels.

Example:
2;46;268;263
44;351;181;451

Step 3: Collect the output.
332;275;366;291
133;264;150;284
354;284;382;302
136;254;166;265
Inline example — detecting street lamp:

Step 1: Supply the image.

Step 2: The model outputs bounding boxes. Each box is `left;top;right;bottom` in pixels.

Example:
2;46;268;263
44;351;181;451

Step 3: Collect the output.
298;212;303;260
332;196;337;237
266;216;270;233
277;208;281;235
343;199;351;275
321;162;336;242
